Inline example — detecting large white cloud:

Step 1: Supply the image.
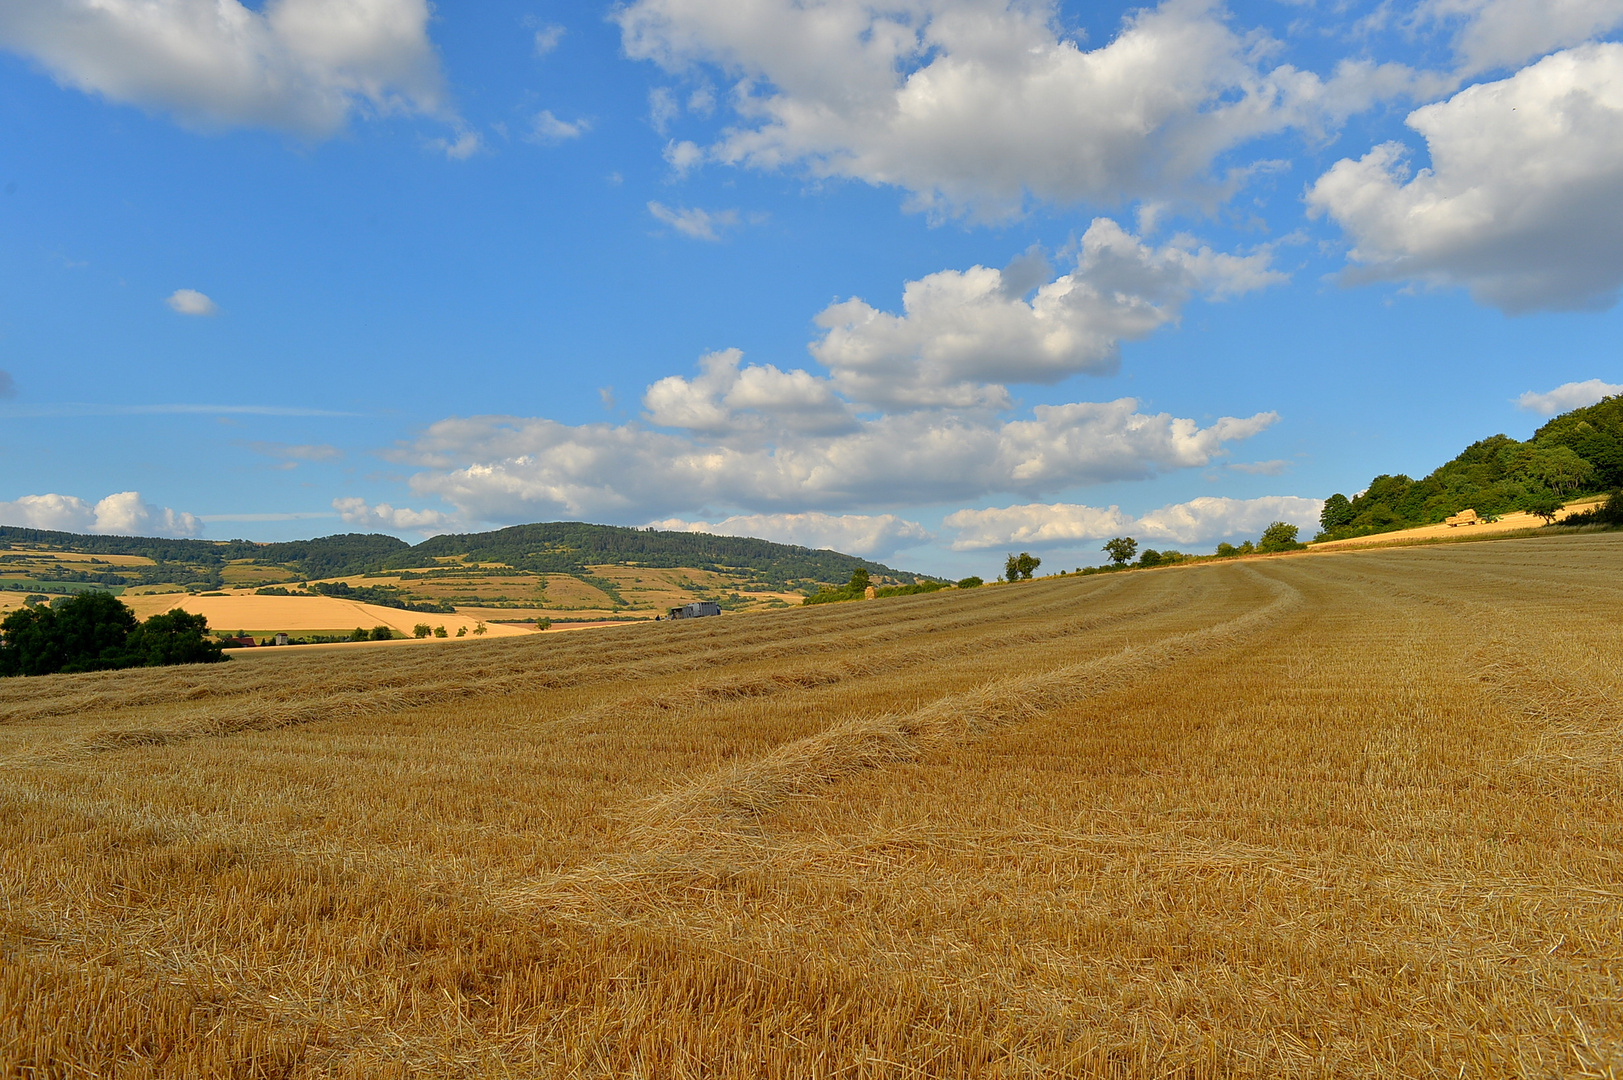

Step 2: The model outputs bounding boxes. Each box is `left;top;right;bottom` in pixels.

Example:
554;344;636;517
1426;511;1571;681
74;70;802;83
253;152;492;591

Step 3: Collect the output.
0;0;446;136
391;234;1280;526
1309;43;1623;313
0;491;201;537
811;219;1282;408
332;497;454;535
1416;0;1623;75
395;393;1276;525
617;0;1414;217
643;348;857;436
649;512;931;558
641;221;1279;423
1515;378;1623;414
944;495;1322;550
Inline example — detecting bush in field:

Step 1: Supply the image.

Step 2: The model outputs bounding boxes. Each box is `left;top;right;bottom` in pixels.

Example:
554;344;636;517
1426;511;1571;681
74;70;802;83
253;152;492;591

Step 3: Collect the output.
351;627;369;642
1258;522;1305;553
0;592;223;677
370;625;394;641
874;582;944;598
433;626;448;638
957;577;983;589
1560;490;1623;526
122;610;225;668
413;624;432;639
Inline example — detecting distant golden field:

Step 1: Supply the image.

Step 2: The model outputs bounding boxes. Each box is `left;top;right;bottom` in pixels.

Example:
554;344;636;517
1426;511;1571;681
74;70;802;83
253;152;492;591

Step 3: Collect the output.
3;535;1621;1078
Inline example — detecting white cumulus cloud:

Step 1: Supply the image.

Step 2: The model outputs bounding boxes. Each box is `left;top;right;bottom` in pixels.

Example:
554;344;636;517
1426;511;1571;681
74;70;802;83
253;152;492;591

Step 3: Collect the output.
617;0;1417;217
945;495;1323;551
811;219;1283;408
1309;43;1623;313
643;348;855;435
0;0;446;136
166;288;218;316
332;497;455;534
0;491;202;537
649;512;931;558
1515;378;1623;414
393;393;1276;526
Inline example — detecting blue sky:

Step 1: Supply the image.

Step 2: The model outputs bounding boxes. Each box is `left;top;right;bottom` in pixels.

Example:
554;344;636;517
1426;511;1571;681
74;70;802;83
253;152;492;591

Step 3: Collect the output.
2;0;1621;578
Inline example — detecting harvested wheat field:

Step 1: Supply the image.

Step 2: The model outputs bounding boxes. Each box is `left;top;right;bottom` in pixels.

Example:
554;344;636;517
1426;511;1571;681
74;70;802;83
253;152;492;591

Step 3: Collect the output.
3;534;1622;1078
117;594;534;640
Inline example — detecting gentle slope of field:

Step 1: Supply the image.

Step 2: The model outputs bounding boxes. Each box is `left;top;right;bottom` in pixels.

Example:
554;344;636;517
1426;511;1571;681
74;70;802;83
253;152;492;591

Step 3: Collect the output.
2;534;1621;1077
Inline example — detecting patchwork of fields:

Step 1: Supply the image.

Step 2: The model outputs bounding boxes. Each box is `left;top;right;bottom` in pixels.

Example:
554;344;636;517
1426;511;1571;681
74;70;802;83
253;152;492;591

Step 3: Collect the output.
3;535;1621;1077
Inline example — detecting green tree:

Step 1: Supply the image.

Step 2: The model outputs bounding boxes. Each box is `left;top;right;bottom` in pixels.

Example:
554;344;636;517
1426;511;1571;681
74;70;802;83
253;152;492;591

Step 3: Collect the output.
1004;553;1021;582
1521;491;1563;523
350;627;369;642
412;623;432;639
433;625;448;638
121;609;225;667
472;622;487;636
1137;549;1163;568
1102;537;1138;566
1517;445;1595;496
1319;493;1354;532
848;567;871;593
0;593;222;676
1015;552;1040;580
370;625;393;641
956;576;983;589
0;591;138;676
1258;522;1303;553
533;618;551;631
1215;543;1239;558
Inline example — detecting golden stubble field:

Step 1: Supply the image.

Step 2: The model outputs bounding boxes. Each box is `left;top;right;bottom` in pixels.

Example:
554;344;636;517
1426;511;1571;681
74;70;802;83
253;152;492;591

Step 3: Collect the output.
2;535;1621;1078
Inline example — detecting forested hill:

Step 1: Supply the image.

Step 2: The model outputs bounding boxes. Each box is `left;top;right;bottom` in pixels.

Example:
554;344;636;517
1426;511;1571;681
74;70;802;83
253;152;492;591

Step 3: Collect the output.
386;522;926;585
1318;394;1623;541
0;520;927;589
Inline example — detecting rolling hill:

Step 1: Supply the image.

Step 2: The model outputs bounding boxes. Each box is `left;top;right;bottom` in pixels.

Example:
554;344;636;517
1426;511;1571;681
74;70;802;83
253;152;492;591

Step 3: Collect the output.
1319;393;1623;540
0;520;935;623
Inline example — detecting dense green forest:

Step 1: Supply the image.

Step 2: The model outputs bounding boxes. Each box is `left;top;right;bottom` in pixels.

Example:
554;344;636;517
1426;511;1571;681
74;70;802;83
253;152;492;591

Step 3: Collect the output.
1319;395;1623;540
0;521;926;590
